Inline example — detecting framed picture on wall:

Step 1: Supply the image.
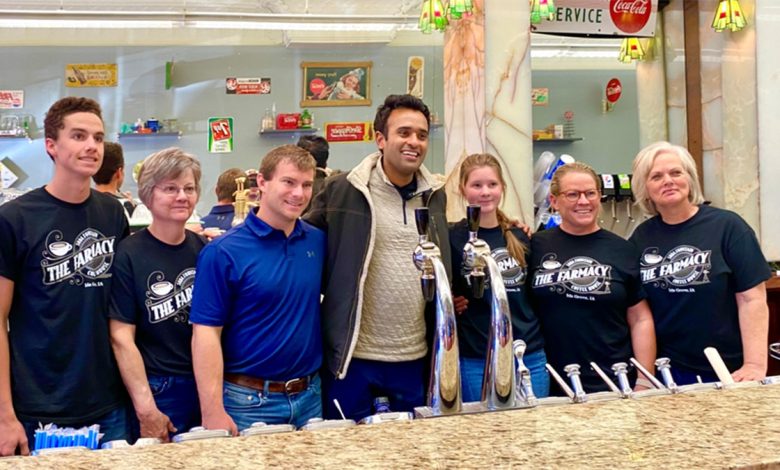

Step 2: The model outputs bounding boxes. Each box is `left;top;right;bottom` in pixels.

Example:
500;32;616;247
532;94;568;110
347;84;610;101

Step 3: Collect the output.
300;61;372;107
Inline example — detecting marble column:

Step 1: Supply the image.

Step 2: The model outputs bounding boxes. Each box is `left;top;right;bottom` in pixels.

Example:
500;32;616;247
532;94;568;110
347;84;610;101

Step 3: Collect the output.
442;0;532;225
756;1;780;261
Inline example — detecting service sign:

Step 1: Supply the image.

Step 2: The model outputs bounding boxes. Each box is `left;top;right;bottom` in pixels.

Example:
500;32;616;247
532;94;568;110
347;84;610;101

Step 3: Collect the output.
0;91;23;109
325;122;373;143
208;117;234;153
532;0;658;37
65;64;118;87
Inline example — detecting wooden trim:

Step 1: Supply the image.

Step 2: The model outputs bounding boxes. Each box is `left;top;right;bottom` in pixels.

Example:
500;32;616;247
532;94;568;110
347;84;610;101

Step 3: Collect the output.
683;0;704;187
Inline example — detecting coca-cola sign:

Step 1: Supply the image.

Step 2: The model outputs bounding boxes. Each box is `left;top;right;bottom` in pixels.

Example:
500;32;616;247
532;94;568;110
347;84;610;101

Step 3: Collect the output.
610;0;652;34
606;78;622;103
532;0;657;37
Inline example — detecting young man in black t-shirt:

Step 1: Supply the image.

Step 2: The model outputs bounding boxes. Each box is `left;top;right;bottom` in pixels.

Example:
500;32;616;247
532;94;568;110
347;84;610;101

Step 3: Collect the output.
0;97;130;456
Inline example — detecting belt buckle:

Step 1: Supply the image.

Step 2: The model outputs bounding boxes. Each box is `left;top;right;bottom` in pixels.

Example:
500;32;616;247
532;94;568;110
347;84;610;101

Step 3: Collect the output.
284;377;305;394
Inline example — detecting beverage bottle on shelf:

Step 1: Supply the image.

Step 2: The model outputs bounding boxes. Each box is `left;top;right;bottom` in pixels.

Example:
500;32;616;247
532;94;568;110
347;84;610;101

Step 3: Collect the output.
300;109;312;128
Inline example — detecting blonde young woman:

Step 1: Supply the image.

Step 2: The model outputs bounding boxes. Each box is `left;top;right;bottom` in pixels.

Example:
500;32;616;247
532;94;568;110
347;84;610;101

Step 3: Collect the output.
529;162;656;394
450;153;549;402
630;141;770;385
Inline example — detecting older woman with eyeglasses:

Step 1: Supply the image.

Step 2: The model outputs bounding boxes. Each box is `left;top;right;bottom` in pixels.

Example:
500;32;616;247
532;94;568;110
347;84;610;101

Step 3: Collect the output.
629;141;771;385
108;147;207;442
529;162;656;394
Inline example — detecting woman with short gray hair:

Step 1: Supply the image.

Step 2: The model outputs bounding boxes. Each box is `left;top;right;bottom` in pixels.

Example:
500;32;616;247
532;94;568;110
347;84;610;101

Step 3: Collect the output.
108;147;207;441
629;141;770;385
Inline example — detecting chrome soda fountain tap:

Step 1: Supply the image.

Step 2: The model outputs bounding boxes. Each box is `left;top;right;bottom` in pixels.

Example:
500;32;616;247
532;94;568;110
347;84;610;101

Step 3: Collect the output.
412;207;462;415
590;362;626;398
611;362;633;396
564;364;587;403
513;340;537;406
655;357;679;392
462;204;515;410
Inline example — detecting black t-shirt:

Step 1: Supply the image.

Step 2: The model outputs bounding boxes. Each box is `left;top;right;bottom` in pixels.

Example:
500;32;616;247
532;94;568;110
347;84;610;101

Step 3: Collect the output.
0;187;129;423
450;220;544;358
529;227;645;392
108;229;207;376
629;204;771;374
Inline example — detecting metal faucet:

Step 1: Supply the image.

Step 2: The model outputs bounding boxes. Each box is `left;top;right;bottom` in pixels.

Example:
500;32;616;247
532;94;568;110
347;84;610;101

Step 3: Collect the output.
564;364;588;403
655;357;679;392
513;340;537;406
611;362;633;396
412;207;462;415
462;205;515;410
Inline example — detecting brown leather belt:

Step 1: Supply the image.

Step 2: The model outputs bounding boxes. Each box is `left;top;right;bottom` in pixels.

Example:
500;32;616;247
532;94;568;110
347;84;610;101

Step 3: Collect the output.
224;372;310;394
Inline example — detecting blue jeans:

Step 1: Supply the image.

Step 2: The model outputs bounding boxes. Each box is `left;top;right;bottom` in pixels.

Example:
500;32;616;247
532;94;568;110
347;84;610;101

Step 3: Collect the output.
460;349;550;403
22;404;132;451
223;374;322;431
142;374;201;437
321;358;426;421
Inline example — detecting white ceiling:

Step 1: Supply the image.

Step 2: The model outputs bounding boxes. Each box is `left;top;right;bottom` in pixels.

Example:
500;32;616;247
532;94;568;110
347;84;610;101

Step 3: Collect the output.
0;0;420;16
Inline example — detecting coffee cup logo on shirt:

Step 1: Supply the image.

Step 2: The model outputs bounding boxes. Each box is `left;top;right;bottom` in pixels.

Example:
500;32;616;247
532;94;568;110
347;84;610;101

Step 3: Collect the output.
532;254;612;297
639;245;711;290
461;247;526;292
41;229;116;286
145;268;196;323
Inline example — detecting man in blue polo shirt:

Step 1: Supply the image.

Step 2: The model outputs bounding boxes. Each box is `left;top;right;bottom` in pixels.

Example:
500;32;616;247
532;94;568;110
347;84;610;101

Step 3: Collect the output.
190;145;324;435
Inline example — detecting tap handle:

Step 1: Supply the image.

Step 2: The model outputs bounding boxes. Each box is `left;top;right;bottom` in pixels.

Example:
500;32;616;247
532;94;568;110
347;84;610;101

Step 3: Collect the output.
414;207;429;237
421;274;436;302
470;271;486;299
466;204;481;234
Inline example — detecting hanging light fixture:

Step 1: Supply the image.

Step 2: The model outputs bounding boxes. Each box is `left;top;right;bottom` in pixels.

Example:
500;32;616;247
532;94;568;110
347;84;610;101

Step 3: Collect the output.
419;0;448;34
530;0;556;25
618;37;645;63
712;0;747;32
448;0;474;20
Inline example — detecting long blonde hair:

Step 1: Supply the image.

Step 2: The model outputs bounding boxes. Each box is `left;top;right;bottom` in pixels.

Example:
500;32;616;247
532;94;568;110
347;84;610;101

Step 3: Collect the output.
458;153;526;267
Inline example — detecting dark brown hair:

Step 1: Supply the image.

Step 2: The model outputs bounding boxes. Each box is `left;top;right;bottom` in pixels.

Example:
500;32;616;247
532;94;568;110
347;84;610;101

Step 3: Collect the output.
44;96;103;141
92;142;124;185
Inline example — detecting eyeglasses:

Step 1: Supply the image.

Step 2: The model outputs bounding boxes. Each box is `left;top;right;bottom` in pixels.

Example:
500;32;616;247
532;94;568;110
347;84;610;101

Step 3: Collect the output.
558;189;600;202
155;184;197;196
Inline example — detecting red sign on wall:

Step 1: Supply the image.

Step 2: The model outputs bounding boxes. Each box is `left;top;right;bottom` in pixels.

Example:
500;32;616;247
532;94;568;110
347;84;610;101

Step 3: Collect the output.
606;78;623;103
325;122;373;143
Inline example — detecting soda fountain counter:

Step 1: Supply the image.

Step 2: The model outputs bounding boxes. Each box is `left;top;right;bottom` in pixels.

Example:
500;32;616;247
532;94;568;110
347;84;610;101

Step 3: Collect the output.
3;383;780;469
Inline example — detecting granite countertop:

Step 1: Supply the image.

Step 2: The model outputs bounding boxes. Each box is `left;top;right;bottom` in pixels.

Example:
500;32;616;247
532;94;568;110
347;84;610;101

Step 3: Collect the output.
3;384;780;469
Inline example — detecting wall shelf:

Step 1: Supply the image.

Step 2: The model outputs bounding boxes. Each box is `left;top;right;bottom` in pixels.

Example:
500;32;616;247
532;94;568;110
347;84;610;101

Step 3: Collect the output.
533;137;583;143
259;128;319;135
117;132;182;139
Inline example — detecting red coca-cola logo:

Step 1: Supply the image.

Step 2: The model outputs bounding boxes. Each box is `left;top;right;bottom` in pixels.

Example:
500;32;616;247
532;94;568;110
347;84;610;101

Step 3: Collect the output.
309;78;326;96
610;0;651;34
606;78;622;103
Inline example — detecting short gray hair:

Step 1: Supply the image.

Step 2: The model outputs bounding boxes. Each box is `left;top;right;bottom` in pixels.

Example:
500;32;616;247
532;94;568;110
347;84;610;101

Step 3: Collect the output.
137;147;202;206
631;141;704;216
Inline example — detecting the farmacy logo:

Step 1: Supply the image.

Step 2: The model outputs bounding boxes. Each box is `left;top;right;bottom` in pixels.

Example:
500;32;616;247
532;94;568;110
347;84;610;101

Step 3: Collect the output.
145;268;196;324
532;254;612;299
639;245;711;289
41;229;116;286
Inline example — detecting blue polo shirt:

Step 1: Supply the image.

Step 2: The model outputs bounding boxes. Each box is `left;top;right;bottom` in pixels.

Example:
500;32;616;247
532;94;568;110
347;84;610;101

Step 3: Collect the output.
190;210;324;380
200;204;235;231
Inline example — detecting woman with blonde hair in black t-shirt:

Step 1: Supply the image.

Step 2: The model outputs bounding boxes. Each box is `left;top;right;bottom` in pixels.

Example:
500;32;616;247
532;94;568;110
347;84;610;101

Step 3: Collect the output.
629;141;770;385
528;161;656;394
450;153;549;402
